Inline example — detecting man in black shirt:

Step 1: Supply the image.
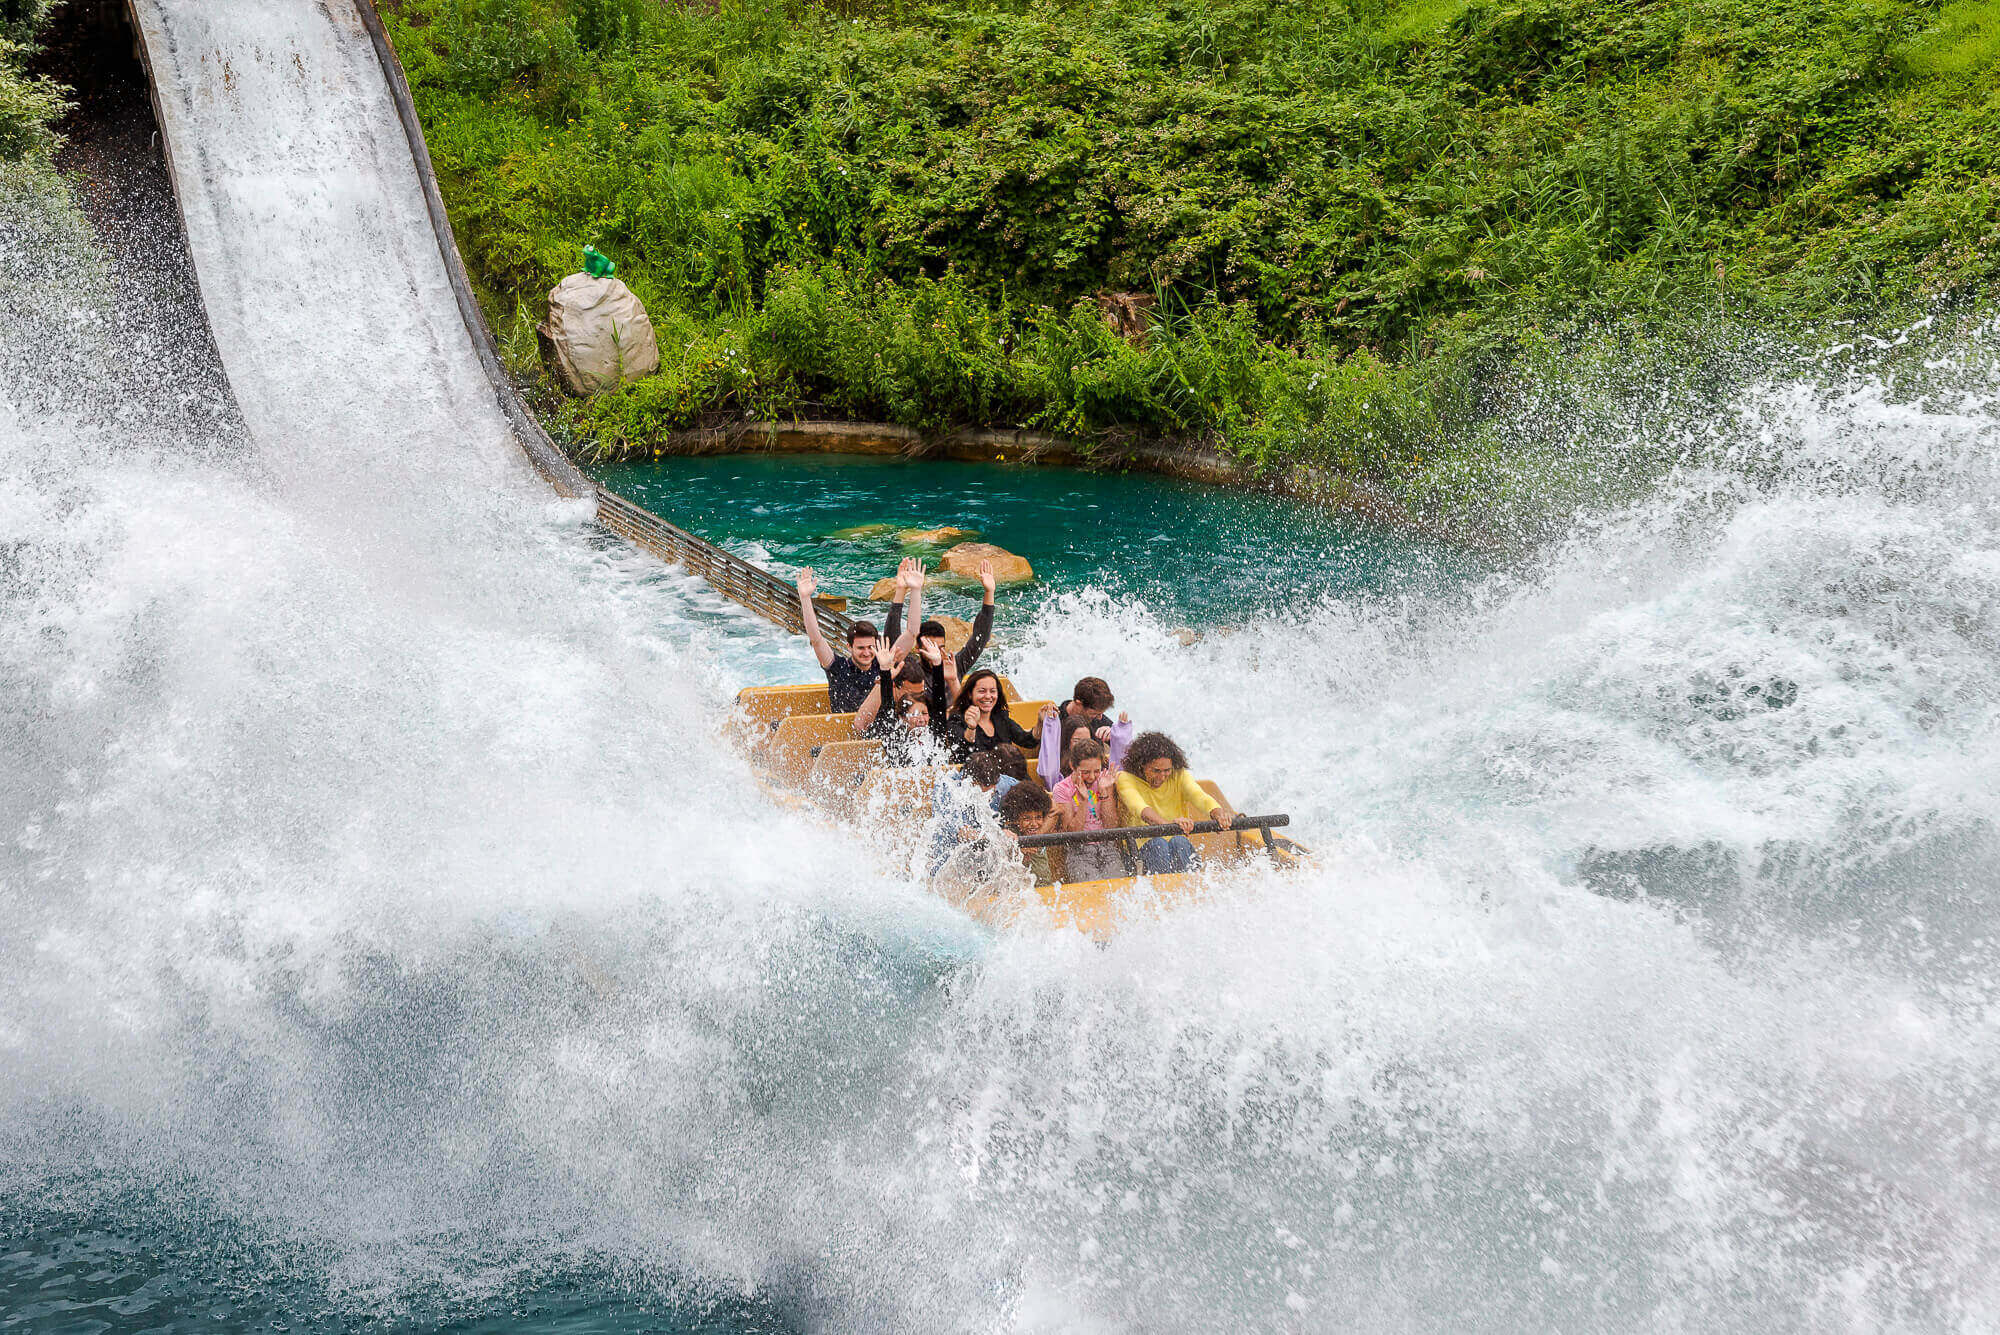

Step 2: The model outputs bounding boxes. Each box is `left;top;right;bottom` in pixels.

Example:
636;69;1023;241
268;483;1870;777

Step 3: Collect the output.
884;558;997;719
796;561;922;733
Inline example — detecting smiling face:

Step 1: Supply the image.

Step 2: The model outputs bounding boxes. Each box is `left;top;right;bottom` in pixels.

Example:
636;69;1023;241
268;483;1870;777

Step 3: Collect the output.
971;677;999;711
848;634;878;670
903;701;930;730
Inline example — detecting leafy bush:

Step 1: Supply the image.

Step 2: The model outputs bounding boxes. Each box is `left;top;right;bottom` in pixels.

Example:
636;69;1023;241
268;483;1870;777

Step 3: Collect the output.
0;35;66;163
386;0;2000;476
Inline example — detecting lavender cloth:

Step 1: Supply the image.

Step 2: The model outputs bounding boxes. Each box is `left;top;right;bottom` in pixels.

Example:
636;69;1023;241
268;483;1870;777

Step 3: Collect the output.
1038;710;1134;778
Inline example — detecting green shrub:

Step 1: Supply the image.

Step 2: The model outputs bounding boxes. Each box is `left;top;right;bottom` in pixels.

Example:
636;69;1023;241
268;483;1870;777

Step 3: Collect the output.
387;0;2000;482
0;36;66;163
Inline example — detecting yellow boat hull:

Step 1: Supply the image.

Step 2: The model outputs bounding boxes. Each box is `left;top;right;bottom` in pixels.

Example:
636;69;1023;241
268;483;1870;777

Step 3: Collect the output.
735;682;1304;937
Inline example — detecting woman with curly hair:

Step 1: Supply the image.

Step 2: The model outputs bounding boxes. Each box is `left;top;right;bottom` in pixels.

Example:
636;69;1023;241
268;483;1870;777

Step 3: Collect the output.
1114;731;1236;874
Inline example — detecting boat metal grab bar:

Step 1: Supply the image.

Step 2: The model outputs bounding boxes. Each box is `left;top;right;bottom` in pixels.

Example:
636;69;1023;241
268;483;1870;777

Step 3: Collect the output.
1016;814;1289;848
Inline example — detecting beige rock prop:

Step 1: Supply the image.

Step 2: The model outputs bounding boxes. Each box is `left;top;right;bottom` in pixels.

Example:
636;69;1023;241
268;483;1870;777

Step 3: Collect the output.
541;273;660;394
867;575;940;602
896;526;978;546
940;542;1033;584
931;614;975;653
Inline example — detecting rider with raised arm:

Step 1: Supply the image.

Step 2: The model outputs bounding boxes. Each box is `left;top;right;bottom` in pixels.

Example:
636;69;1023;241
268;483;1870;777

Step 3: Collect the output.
796;559;922;734
885;557;997;694
1038;676;1133;777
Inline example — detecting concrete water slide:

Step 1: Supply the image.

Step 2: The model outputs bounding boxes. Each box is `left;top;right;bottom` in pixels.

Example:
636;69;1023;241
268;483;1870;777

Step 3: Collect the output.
123;0;851;636
126;0;588;493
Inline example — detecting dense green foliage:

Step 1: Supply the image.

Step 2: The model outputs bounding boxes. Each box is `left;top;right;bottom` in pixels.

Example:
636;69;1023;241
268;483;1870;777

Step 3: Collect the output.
0;0;67;165
388;0;2000;474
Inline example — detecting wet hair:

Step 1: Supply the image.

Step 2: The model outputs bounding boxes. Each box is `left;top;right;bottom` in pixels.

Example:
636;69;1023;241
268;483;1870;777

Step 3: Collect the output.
846;620;879;647
897;695;930;723
952;668;1008;718
1066;737;1109;772
1055;713;1097;775
962;751;1002;789
1122;730;1189;779
999;781;1051;830
895;658;928;686
1072;677;1115;713
994;743;1030;784
919;619;947;641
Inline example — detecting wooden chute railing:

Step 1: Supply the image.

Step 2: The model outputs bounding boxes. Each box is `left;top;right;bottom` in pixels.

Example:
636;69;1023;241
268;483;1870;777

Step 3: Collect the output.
594;487;854;642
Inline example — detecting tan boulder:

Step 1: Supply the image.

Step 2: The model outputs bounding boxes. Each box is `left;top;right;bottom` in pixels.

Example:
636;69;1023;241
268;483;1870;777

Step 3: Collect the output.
930;614;975;653
866;575;943;602
939;542;1033;584
540;273;659;394
897;526;979;546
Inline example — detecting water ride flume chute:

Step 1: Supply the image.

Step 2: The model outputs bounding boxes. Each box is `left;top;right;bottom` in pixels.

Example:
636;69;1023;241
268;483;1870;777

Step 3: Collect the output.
733;680;1308;938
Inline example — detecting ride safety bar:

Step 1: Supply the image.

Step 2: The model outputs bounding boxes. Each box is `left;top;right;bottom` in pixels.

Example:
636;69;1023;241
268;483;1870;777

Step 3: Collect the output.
1016;814;1290;848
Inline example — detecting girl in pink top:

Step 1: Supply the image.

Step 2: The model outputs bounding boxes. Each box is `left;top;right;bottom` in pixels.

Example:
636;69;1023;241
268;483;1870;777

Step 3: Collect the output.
1050;738;1124;882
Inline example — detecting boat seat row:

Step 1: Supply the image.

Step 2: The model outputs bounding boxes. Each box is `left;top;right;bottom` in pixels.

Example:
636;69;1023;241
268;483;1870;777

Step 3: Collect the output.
736;677;1021;731
760;700;1053;786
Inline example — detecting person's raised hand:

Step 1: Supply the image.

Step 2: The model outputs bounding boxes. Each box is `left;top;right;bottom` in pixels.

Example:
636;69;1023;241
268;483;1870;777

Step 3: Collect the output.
795;567;817;598
1092;724;1112;744
979;560;996;598
1118;711;1130;724
1039;704;1058;725
919;641;944;666
963;705;982;731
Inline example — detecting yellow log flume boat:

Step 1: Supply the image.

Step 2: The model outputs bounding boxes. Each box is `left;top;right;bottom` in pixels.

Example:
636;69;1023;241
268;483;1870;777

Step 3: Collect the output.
734;679;1308;938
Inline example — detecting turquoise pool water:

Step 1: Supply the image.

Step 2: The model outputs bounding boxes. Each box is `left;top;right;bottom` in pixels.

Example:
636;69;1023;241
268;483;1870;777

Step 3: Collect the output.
590;452;1481;632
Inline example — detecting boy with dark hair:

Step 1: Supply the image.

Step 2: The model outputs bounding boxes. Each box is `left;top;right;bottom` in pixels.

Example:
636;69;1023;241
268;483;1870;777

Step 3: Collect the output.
1038;675;1134;775
928;750;1009;874
999;782;1057;884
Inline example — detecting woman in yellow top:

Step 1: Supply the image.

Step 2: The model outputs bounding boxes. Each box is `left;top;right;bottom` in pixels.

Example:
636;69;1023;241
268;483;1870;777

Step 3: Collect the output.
1113;731;1236;874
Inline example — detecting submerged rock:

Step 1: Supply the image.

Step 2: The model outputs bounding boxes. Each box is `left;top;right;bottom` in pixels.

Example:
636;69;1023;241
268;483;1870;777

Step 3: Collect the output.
829;523;898;541
931;614;976;652
897;526;978;546
867;574;939;601
940;541;1033;584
